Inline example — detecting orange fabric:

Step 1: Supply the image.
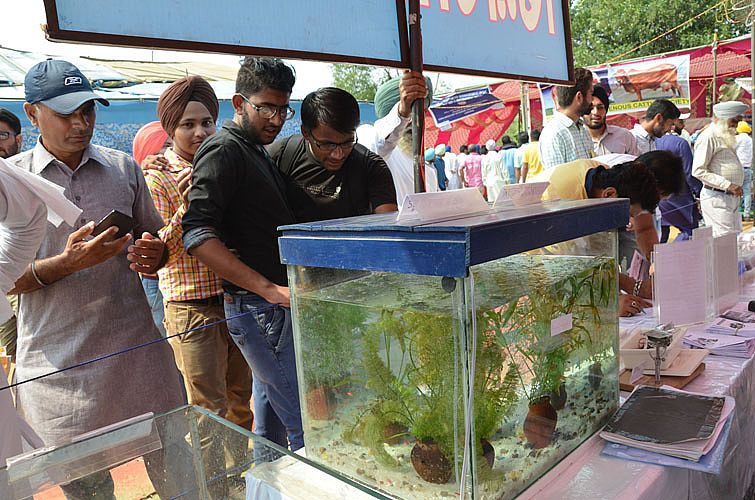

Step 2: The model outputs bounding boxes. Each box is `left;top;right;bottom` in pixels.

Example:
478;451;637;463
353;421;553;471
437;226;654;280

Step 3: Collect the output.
132;121;168;165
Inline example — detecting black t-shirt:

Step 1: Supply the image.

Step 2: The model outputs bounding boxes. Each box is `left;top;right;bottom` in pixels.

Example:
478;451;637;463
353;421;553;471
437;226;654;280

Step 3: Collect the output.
268;134;397;223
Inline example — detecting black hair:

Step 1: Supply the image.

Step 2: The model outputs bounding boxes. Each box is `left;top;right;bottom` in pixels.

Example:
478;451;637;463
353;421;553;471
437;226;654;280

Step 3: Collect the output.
556;67;593;108
531;129;541;141
501;135;512;145
301;87;360;133
636;150;685;196
236;57;296;96
480;145;488;155
593;161;660;211
0;108;21;135
518;131;529;145
592;85;609;110
644;99;680;122
460;144;468;153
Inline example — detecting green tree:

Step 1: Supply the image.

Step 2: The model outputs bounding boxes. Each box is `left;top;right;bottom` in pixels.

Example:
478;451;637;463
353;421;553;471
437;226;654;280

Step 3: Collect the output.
331;64;392;101
570;0;746;67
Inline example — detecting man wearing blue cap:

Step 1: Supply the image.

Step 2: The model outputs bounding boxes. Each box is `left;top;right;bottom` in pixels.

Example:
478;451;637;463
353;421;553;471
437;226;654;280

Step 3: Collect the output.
693;100;751;236
8;60;184;498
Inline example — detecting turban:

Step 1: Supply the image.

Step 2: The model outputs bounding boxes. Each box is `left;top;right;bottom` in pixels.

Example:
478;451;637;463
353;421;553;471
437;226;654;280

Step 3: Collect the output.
132;121;168;165
737;121;752;134
712;101;749;120
435;144;446;157
424;148;436;162
157;76;219;137
485;139;496;151
374;75;433;119
592;85;609;110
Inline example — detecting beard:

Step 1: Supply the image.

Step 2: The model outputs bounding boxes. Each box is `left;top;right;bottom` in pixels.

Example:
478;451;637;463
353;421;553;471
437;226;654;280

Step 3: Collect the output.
585;119;605;130
240;112;276;145
398;126;413;155
0;142;19;159
710;120;737;149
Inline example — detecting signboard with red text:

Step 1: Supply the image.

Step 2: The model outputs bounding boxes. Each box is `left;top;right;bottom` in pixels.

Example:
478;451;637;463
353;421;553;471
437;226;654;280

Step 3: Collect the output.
43;0;573;84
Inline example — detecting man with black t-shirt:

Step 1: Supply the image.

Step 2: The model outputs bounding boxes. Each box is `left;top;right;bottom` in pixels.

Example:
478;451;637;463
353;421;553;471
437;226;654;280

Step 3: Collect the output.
269;87;397;222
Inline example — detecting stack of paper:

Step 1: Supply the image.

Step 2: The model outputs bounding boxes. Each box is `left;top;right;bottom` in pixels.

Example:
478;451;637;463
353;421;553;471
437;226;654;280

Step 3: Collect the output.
600;386;734;463
704;317;755;337
683;330;755;358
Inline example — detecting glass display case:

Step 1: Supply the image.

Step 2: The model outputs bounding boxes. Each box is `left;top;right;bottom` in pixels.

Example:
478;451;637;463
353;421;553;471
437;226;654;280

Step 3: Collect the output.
279;198;628;499
0;405;387;500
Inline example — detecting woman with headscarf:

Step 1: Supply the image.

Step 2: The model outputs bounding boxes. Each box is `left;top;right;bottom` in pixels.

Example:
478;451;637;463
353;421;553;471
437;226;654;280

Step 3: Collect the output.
145;77;253;484
132;121;171;336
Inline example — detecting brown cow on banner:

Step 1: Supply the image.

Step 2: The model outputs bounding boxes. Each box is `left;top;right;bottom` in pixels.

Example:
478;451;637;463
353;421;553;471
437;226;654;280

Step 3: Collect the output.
613;63;683;101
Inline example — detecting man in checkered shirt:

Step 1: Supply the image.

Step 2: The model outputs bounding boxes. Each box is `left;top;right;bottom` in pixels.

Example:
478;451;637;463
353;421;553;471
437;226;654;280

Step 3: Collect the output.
539;68;595;170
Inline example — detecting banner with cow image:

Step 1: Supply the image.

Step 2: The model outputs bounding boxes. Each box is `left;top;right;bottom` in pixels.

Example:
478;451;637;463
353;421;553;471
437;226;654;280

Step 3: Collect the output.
539;54;690;122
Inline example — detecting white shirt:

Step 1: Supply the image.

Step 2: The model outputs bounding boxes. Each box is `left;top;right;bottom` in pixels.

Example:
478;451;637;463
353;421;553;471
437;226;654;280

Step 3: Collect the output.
358;103;438;207
0;157;81;322
631;123;656;154
735;133;753;170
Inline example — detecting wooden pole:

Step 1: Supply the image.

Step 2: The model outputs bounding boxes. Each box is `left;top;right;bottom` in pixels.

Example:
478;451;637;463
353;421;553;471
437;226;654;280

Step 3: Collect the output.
712;30;719;106
409;0;425;193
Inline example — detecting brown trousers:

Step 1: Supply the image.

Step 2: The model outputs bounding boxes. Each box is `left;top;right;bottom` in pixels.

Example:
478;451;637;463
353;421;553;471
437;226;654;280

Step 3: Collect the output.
164;300;253;430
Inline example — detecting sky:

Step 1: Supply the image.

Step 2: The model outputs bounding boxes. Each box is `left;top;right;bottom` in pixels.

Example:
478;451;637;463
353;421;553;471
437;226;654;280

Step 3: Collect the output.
0;2;497;99
0;2;333;98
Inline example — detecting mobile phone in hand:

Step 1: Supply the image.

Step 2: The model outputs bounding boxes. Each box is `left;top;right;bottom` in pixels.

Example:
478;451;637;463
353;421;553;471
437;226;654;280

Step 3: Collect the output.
91;210;136;240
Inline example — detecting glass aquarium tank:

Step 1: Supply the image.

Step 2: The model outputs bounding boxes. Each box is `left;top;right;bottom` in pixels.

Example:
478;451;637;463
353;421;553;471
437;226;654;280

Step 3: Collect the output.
278;198;627;499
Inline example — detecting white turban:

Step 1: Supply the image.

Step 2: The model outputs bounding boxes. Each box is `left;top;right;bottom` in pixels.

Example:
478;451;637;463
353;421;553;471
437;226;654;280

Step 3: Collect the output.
713;101;749;120
485;139;496;150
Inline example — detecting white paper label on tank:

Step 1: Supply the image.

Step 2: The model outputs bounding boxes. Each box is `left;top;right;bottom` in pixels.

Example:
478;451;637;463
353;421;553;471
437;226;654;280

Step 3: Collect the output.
493;181;550;208
397;188;490;223
550;314;573;337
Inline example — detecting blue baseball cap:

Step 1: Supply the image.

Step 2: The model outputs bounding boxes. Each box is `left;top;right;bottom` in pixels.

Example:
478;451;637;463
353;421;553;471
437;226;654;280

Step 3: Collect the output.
24;59;109;114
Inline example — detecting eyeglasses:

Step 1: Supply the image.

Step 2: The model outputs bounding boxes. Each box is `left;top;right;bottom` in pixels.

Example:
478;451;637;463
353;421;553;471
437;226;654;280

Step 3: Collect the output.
0;131;16;140
309;133;358;154
237;94;295;121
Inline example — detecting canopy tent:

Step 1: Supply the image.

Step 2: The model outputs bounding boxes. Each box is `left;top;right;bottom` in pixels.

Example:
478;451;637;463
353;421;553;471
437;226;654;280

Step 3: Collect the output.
430;34;754;149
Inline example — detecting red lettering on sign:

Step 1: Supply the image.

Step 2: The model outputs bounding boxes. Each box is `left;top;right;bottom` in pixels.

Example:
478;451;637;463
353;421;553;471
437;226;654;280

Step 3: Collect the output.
426;0;557;34
506;0;518;20
457;0;478;16
487;0;498;21
519;0;542;32
420;0;451;11
545;0;556;34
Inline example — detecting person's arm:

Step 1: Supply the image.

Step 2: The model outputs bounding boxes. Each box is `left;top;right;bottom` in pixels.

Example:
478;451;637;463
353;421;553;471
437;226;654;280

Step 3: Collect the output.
145;169;190;267
127;158;169;273
12;224;130;294
692;136;738;193
369;71;426;158
188;238;289;306
618;273;652;299
632;212;658;258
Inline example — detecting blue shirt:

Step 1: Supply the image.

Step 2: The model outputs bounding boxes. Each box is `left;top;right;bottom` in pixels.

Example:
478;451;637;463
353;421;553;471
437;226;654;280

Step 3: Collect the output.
433;157;448;190
655;133;701;232
500;146;518;184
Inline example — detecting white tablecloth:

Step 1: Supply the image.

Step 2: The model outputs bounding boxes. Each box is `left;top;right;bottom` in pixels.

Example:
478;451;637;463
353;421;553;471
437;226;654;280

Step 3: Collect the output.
522;272;755;500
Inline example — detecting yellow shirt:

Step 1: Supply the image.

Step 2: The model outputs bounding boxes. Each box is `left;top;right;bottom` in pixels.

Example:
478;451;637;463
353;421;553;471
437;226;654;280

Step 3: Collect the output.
522;141;544;179
532;159;601;201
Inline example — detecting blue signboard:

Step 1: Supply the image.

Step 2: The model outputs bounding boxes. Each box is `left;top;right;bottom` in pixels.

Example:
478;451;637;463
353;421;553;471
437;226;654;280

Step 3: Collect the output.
429;87;502;129
44;0;408;67
420;0;572;83
43;0;573;83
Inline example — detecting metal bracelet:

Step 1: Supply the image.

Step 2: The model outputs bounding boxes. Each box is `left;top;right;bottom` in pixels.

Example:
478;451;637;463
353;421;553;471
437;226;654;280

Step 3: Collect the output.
30;260;48;287
633;279;643;297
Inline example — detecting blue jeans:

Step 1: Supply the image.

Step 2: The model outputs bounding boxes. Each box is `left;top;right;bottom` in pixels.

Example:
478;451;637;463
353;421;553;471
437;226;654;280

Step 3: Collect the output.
743;168;753;216
141;276;166;337
223;294;303;451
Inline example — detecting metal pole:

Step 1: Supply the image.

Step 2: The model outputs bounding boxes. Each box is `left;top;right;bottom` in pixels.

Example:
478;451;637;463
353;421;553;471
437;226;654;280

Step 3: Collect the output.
751;10;754;171
520;83;531;135
712;30;719;106
409;0;425;194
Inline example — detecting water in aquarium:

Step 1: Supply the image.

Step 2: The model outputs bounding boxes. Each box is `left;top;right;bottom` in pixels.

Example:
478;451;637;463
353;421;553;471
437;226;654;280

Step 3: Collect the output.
290;254;619;499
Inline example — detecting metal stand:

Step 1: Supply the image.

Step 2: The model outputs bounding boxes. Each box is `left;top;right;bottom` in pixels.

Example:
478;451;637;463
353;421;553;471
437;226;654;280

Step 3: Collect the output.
646;323;675;386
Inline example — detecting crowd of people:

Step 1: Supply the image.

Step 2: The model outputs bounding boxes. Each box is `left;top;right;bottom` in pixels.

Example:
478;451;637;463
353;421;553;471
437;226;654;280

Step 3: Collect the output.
0;57;751;497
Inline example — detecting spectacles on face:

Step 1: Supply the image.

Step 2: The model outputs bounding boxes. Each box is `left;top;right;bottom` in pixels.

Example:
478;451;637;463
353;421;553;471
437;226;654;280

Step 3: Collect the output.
0;131;16;141
237;94;295;121
309;133;358;154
